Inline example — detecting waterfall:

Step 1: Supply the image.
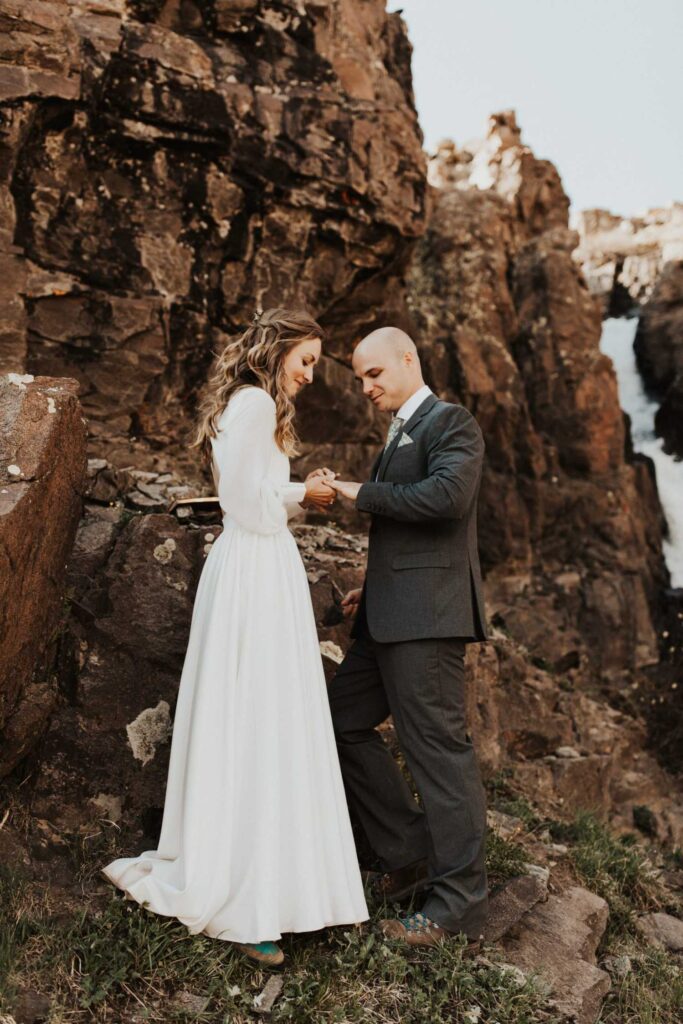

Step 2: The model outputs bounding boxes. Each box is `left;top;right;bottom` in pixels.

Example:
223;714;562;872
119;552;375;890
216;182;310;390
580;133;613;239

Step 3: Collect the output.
600;316;683;588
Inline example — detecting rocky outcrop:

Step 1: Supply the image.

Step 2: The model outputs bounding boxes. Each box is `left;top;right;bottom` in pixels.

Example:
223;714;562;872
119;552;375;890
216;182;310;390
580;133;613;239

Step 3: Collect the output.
574;203;683;313
633;261;683;457
500;886;611;1024
634;262;683;392
0;0;425;477
0;45;680;1012
429;110;570;234
0;373;86;776
466;637;683;845
409;113;666;681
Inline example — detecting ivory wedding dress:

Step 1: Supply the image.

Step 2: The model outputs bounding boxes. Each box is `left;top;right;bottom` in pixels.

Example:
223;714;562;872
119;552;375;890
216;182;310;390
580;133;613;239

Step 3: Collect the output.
102;386;368;942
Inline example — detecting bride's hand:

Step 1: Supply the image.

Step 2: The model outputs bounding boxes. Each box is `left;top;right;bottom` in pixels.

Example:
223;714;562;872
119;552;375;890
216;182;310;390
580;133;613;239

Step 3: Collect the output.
302;475;336;510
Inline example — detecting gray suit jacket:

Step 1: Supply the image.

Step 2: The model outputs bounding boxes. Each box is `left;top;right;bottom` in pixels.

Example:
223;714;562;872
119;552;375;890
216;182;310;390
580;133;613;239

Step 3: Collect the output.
352;393;488;644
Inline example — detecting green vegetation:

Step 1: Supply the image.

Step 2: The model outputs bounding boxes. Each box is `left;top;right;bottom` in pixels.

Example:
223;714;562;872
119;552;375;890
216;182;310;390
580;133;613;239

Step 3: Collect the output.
549;812;663;940
1;808;681;1022
600;945;683;1024
485;831;529;889
1;864;559;1023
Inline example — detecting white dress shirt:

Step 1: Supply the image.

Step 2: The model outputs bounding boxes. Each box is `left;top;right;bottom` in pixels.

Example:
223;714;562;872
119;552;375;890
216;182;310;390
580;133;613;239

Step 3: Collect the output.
396;383;433;423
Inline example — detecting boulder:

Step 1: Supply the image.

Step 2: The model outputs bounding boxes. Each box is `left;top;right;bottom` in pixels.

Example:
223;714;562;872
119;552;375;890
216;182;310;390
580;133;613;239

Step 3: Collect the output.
636;911;683;952
482;873;548;943
500;885;611;1024
0;373;86;776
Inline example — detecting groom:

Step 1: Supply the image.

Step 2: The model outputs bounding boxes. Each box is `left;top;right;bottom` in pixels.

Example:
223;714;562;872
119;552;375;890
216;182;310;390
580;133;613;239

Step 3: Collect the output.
328;326;489;948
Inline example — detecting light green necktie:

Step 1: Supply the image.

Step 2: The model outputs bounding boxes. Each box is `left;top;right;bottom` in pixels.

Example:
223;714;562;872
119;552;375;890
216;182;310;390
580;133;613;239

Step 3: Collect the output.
384;415;405;450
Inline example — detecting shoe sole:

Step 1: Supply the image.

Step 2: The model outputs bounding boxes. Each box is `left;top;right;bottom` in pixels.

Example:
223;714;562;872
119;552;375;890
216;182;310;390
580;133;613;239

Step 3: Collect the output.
379;920;481;955
234;944;285;967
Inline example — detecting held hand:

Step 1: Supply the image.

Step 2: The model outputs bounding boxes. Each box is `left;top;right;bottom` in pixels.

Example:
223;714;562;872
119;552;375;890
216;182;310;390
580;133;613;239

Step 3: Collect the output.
302;476;336;511
329;479;362;502
306;467;337;483
341;587;362;618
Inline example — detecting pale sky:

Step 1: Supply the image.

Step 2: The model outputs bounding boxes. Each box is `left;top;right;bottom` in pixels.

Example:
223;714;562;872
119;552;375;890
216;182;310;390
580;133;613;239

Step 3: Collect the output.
390;0;682;217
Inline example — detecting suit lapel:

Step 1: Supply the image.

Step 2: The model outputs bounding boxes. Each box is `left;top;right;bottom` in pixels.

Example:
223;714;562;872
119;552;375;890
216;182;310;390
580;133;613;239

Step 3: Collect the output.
376;393;439;482
369;447;383;481
376;429;402;482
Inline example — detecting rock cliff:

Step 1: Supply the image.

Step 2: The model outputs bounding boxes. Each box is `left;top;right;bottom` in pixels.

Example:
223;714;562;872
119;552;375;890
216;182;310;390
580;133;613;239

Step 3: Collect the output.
0;9;682;1022
0;0;426;477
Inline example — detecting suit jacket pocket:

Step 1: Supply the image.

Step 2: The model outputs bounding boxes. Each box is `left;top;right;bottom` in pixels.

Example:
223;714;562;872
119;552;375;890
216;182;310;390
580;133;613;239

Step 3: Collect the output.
392;551;452;569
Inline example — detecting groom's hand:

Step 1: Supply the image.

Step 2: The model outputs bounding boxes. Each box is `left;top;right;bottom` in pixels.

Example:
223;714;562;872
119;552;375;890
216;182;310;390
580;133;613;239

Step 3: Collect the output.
329;480;361;501
306;467;337;483
341;588;362;618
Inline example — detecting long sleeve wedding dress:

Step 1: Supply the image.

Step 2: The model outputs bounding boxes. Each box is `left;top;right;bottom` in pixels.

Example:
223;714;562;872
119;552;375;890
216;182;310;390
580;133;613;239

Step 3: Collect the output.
102;385;368;942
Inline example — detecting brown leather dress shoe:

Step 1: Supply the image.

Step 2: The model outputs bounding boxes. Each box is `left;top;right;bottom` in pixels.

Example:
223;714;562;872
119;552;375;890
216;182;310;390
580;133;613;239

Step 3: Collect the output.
380;912;481;953
373;858;429;901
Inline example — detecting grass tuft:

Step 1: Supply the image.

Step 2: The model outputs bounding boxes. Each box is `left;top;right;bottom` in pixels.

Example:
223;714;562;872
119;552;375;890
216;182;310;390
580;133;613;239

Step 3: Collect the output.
550;812;664;939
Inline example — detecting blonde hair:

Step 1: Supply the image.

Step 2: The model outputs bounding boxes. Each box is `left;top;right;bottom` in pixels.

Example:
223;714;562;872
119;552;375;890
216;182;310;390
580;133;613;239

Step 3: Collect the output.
191;307;325;463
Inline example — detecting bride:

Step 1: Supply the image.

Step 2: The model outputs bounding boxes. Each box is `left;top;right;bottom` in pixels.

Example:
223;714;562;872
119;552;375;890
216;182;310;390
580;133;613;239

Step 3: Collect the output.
101;308;368;966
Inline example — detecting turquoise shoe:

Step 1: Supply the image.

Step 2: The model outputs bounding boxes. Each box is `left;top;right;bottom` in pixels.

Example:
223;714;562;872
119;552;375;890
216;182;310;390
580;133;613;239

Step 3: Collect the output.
234;940;285;966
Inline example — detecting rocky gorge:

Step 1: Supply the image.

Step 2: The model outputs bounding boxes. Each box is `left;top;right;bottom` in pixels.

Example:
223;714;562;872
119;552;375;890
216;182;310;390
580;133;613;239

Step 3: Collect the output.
0;3;682;1022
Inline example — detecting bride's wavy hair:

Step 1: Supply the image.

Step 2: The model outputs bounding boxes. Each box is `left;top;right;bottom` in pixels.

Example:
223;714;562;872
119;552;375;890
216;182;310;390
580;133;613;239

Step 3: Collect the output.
191;307;326;462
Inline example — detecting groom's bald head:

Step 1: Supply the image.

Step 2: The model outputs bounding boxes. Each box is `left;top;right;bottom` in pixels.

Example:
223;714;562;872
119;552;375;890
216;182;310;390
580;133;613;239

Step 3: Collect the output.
352;326;424;413
355;326;418;361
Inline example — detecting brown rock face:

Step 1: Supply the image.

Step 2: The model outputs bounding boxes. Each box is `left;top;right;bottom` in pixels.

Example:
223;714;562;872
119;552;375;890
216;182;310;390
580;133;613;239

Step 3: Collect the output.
29;509;205;833
0;0;426;468
408;114;666;679
655;374;683;458
634;260;683;457
634;262;683;391
0;373;87;775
